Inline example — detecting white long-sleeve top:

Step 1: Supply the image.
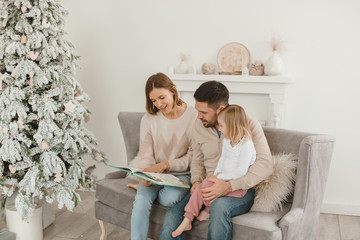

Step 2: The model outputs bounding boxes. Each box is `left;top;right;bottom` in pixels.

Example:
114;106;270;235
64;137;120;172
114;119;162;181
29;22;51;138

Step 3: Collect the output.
214;138;256;181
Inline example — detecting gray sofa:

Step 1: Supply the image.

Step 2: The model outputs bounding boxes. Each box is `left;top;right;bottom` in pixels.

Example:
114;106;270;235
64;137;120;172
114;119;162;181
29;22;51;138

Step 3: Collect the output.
95;112;335;240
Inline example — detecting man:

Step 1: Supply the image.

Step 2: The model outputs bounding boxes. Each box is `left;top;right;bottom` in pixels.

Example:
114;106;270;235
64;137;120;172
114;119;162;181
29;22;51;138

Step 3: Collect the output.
160;81;273;240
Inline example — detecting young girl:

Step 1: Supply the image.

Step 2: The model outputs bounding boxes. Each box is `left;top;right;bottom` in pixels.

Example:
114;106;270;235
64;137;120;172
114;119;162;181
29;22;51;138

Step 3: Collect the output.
130;73;197;240
172;104;256;237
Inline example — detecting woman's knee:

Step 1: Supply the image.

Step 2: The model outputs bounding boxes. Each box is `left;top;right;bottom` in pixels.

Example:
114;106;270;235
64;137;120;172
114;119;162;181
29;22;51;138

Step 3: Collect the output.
133;185;158;210
133;193;154;212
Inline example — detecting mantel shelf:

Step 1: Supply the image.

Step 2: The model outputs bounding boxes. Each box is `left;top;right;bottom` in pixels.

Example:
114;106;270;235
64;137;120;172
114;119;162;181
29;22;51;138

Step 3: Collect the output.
169;73;292;128
168;74;291;84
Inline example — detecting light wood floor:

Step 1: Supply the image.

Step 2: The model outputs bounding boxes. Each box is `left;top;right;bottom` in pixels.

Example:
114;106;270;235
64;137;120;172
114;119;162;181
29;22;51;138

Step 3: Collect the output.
1;191;359;240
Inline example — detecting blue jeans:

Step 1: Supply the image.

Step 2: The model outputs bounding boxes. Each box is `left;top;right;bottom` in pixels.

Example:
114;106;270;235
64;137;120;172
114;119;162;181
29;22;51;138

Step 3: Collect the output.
160;188;255;240
131;175;191;240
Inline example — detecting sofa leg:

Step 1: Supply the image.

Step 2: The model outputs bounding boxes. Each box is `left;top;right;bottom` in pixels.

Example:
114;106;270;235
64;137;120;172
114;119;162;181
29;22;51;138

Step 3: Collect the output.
99;220;108;240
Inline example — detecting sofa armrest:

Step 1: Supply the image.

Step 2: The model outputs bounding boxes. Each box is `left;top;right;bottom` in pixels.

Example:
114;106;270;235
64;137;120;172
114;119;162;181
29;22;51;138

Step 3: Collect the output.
279;208;304;238
104;170;127;179
279;208;304;228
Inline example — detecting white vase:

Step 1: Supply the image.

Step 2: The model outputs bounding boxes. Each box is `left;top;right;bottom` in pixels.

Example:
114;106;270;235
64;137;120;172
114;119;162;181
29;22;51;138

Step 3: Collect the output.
6;204;43;240
264;51;285;76
174;59;188;74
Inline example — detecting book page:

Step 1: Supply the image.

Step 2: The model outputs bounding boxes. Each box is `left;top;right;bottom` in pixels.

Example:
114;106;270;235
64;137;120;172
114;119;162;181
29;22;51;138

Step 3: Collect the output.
107;164;189;188
107;165;142;173
141;172;190;188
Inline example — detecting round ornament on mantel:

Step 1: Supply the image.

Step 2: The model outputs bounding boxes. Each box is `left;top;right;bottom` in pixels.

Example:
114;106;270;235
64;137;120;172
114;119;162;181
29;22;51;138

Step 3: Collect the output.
217;42;250;73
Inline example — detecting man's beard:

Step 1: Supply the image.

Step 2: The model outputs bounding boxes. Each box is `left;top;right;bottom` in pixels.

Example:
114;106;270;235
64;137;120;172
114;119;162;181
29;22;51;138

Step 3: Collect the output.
201;118;217;128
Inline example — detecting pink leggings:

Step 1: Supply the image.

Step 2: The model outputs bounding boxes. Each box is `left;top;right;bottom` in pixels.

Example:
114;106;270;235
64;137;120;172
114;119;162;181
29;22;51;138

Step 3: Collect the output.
184;179;247;221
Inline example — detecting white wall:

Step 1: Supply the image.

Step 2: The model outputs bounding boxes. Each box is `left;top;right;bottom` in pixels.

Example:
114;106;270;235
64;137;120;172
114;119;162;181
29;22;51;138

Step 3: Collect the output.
62;0;360;216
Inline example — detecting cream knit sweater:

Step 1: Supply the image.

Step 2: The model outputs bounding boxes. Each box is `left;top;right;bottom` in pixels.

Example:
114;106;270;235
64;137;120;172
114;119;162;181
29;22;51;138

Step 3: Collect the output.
137;105;198;172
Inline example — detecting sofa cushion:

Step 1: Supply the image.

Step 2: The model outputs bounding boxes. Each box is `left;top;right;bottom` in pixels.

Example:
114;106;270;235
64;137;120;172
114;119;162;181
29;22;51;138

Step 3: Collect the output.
231;204;290;240
96;177;170;224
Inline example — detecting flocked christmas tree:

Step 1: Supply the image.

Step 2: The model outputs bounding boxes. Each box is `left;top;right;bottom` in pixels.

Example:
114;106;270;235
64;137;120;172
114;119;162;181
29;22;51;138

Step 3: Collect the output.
0;0;106;220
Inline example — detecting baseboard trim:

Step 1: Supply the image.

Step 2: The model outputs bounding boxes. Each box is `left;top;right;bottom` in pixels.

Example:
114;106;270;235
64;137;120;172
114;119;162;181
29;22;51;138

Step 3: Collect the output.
321;203;360;216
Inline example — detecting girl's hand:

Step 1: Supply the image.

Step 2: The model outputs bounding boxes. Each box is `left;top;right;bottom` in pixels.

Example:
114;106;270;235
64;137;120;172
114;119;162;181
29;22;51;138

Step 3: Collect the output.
143;161;170;173
190;181;201;195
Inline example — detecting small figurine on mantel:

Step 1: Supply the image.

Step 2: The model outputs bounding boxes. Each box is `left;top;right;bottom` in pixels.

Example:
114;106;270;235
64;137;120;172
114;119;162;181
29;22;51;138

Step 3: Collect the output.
250;60;264;76
241;66;249;76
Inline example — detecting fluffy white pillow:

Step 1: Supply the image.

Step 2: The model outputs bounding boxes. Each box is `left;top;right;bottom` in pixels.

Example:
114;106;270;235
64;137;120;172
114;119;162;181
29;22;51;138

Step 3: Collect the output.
250;153;298;212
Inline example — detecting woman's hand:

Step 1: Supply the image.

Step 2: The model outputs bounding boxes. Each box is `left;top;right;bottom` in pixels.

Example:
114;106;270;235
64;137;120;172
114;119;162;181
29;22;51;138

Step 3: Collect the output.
143;161;170;173
138;162;170;187
138;178;154;187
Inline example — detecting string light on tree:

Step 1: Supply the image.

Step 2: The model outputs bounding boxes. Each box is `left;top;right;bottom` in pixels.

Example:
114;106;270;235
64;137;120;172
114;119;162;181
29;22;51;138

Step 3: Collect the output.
41;140;50;150
29;77;34;87
29;51;39;60
21;5;27;13
42;18;50;28
2;126;9;134
20;34;27;44
17;118;24;130
51;39;57;47
9;165;17;174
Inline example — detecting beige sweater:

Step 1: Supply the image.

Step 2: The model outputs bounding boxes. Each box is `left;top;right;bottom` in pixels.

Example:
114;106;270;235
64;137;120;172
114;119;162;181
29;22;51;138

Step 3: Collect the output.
191;116;273;191
138;105;198;172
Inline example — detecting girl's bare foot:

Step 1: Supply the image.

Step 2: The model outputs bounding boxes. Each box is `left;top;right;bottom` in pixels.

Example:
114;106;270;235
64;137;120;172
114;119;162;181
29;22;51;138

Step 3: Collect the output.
126;183;138;191
197;210;209;221
171;217;192;237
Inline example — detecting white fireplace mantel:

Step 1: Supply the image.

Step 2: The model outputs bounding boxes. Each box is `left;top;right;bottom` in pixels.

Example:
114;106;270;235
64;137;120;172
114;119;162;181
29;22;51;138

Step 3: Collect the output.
169;74;291;128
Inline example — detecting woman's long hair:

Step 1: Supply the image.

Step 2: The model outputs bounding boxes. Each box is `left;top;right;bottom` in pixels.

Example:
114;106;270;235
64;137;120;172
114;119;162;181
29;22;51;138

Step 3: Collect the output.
145;73;183;115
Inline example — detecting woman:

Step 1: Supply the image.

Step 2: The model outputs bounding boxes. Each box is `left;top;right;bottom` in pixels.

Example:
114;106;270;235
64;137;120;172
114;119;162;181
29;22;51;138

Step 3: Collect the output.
130;72;197;240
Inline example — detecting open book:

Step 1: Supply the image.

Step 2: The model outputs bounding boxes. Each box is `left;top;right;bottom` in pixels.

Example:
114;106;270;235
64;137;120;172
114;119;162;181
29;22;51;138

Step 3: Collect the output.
107;165;190;188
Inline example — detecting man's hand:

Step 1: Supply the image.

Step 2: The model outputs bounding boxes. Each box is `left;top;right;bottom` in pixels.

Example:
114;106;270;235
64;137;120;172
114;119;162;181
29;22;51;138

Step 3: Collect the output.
201;178;232;202
190;181;201;195
143;161;170;173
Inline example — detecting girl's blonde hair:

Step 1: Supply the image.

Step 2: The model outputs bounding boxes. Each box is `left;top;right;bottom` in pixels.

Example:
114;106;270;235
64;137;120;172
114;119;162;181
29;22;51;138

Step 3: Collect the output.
218;104;252;143
145;73;183;115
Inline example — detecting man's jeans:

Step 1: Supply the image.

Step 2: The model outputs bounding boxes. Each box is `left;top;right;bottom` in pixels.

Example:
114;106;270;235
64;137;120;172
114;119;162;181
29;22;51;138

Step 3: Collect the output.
160;188;255;240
